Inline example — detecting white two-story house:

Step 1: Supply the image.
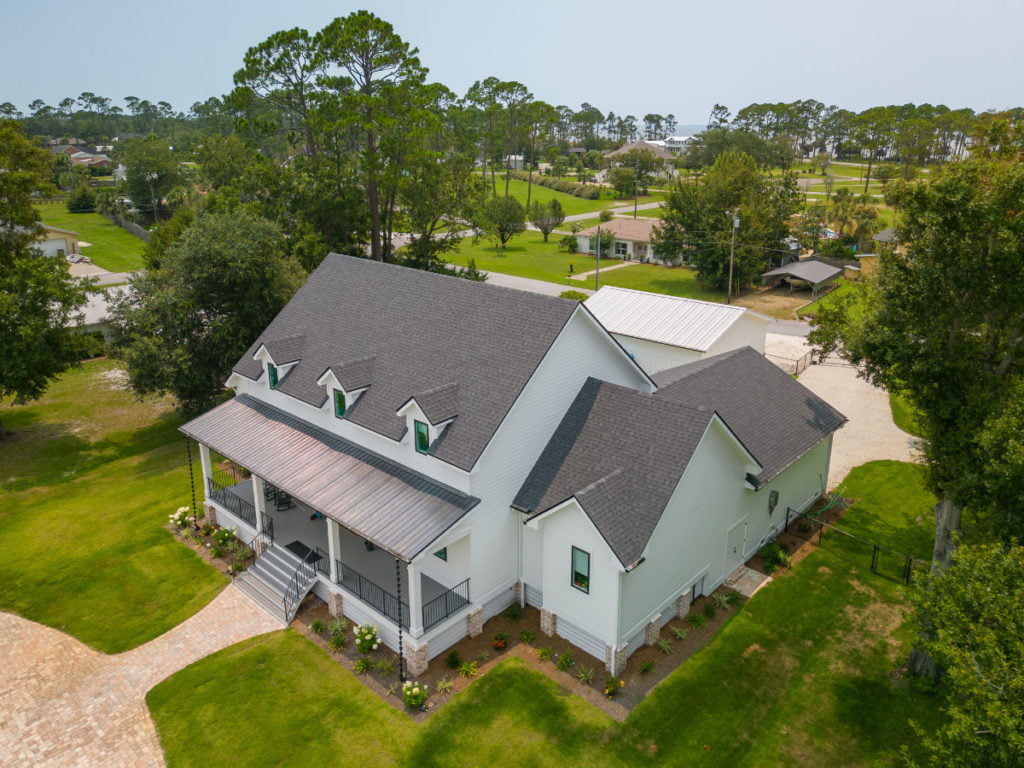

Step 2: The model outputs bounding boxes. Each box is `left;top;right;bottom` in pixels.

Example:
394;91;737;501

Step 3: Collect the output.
181;254;844;675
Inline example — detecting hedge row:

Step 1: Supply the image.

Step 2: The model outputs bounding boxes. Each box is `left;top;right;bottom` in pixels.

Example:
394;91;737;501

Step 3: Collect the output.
509;170;602;200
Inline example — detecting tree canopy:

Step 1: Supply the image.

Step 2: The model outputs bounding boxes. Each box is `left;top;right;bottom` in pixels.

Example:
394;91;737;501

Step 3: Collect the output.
0;120;91;434
109;209;305;417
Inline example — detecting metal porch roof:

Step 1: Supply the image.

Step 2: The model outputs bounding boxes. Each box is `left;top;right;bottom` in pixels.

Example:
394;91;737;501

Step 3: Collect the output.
180;395;479;562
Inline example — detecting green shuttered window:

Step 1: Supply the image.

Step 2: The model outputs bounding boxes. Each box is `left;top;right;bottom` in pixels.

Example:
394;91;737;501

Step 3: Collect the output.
333;389;346;418
414;420;430;454
267;363;279;389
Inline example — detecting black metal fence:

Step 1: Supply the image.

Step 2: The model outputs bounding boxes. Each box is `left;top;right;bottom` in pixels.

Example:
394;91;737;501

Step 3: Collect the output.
423;578;470;631
785;507;922;584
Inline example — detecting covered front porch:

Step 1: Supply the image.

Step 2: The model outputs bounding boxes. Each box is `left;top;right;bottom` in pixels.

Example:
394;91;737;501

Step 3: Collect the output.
207;472;469;633
184;396;479;643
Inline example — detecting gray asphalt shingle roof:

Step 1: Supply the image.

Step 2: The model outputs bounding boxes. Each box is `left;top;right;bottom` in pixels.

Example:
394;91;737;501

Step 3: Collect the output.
180;394;479;561
232;254;578;471
513;378;716;567
653;347;847;484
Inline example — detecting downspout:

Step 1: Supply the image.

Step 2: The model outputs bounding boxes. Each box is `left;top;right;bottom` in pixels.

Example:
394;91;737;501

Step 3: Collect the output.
517;509;525;608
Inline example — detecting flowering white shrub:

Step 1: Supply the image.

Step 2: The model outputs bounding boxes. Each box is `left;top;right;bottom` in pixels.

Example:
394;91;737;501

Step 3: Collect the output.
169;506;195;529
402;680;428;708
353;624;380;654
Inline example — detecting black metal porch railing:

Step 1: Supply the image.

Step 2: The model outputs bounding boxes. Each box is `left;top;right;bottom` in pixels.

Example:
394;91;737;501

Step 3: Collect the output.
236;518;274;573
283;549;319;621
422;578;470;631
315;547;332;578
207;471;257;529
335;559;410;629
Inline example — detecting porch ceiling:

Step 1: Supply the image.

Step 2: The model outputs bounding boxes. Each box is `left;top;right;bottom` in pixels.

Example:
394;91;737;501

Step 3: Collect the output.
182;395;479;562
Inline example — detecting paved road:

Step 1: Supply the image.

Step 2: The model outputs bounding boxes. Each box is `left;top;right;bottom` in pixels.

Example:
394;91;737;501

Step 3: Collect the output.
766;319;811;337
0;585;282;768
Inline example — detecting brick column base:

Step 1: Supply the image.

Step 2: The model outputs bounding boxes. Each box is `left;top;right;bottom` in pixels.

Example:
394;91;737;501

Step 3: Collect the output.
203;503;218;527
644;615;662;646
513;581;522;604
540;609;556;637
605;643;626;675
675;594;690;619
327;590;344;618
406;642;429;676
467;607;484;638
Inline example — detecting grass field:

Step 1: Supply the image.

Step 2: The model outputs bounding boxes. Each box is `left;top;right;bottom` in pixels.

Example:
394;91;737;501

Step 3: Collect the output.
889;391;925;438
489;177;664;217
0;359;225;652
35;203;147;271
796;278;858;319
149;460;942;767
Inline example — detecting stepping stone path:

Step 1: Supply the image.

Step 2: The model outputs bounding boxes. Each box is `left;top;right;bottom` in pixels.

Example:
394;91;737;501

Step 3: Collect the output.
0;585;283;767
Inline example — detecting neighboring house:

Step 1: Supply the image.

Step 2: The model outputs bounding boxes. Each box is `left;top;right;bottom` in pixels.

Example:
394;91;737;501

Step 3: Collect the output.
662;135;694;154
576;218;665;263
585;286;770;373
762;259;842;298
77;286;127;340
181;254;844;675
854;253;879;278
38;225;81;258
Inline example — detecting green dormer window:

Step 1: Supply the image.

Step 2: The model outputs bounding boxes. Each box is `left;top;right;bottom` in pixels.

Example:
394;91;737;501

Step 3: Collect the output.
333;389;346;419
267;363;279;389
414;420;430;454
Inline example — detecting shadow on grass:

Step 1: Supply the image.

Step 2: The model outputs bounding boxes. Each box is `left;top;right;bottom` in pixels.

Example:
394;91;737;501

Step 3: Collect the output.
3;410;183;493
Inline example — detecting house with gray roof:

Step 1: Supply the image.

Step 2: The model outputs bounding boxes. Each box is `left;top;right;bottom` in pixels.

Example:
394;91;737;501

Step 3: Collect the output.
182;254;843;675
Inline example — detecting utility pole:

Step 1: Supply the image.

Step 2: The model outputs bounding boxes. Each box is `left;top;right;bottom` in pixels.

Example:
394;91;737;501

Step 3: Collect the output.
727;210;739;304
595;225;601;290
633;179;638;220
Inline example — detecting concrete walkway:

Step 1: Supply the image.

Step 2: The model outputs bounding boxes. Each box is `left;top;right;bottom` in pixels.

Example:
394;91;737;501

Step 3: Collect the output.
0;585;283;768
569;260;638;281
797;355;920;488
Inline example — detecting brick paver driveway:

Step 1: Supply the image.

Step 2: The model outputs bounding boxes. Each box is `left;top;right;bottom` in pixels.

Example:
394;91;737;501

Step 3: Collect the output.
0;585;282;768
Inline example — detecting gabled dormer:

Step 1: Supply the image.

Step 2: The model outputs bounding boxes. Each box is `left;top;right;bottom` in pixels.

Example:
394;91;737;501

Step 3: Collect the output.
397;382;459;455
317;356;375;420
253;334;307;390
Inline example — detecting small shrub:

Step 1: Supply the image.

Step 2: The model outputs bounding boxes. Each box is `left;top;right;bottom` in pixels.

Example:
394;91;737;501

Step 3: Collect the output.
476;650;491;663
797;521;812;534
328;617;349;636
200;524;214;537
327;633;346;652
376;657;395;677
758;543;791;573
387;681;400;697
208;544;224;559
402;680;429;708
671;626;688;641
603;676;623;698
598;208;613;222
639;660;655;674
169;506;194;529
504;603;523;621
656;637;673;655
558;234;578;252
353;624;380;654
555;650;574;672
66;185;96;213
559;289;589;301
703;602;716;620
577;666;595;685
445;651;462;669
685;613;707;629
211;527;234;546
519;629;536;645
353;656;372;674
229;561;244;574
537;646;554;662
310;619;325;635
492;631;509;650
436;675;454;694
459;661;478;678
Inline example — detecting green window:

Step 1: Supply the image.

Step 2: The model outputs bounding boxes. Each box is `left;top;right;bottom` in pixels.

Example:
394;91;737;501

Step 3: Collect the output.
571;546;590;593
267;363;279;389
434;547;447;561
333;389;346;418
414;420;430;454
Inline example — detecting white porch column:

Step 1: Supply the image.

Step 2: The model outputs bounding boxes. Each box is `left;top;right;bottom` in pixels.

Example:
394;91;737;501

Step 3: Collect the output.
198;443;213;491
251;475;266;534
407;561;423;637
327;519;341;583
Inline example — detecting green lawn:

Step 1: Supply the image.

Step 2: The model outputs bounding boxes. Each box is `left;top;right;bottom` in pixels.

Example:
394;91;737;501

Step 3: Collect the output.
149;460;941;767
35;203;147;271
490;177;663;217
0;359;225;652
797;278;858;319
889;391;925;438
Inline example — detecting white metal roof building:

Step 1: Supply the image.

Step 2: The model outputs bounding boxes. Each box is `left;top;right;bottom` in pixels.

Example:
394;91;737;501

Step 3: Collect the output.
584;286;771;374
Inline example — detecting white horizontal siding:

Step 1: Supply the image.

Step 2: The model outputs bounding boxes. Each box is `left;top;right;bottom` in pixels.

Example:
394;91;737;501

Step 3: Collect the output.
557;616;606;660
524;585;543;608
612;334;702;375
706;314;769;357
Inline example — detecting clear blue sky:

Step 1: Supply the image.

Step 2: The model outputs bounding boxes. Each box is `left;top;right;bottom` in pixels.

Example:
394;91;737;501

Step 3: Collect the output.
3;0;1021;123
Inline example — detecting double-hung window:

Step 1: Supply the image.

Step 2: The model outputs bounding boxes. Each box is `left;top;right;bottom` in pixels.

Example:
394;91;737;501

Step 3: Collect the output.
414;420;430;454
571;546;590;593
333;389;346;419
